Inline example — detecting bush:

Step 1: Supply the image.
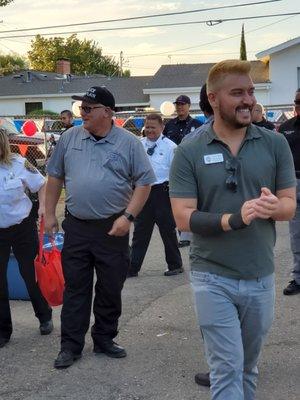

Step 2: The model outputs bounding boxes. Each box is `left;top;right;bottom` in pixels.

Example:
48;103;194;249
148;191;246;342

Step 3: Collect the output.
27;109;59;117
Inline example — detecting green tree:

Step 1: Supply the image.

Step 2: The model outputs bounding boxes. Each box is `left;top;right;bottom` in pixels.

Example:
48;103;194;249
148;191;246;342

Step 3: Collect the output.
28;34;125;76
240;24;247;61
0;0;14;6
0;53;27;75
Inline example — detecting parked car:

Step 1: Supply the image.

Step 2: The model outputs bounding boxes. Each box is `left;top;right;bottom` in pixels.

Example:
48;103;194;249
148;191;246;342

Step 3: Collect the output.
0;117;46;172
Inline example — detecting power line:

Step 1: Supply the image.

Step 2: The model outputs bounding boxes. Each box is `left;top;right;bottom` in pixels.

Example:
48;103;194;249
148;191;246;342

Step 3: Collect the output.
0;0;281;34
0;11;298;40
126;15;297;58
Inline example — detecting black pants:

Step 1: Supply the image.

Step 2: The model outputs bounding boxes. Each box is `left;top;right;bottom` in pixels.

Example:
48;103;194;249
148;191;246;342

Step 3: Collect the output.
60;213;129;354
130;183;182;273
0;216;52;341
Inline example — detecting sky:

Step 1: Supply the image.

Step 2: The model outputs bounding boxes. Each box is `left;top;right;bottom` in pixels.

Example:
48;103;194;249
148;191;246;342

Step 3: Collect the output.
0;0;299;76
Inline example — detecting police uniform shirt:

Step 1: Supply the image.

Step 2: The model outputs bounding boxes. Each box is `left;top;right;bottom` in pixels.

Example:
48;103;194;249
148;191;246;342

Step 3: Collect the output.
279;116;300;178
47;124;156;220
162;115;202;145
141;134;177;185
0;155;45;228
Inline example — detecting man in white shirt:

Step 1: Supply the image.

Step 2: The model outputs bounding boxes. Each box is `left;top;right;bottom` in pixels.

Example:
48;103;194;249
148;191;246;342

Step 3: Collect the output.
128;114;183;277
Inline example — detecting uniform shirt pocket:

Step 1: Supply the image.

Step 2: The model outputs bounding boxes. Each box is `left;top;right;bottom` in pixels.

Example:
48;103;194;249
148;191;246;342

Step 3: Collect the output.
2;178;24;202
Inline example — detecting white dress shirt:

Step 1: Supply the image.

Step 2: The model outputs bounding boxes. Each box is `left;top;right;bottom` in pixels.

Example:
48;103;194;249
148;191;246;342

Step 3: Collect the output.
141;134;177;185
0;155;45;228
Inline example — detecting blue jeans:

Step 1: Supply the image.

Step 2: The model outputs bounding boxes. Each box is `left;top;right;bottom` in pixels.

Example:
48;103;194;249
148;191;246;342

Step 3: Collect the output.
191;271;275;400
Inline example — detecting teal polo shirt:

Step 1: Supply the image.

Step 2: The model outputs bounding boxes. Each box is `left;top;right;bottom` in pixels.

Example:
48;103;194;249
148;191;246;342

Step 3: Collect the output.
169;123;296;279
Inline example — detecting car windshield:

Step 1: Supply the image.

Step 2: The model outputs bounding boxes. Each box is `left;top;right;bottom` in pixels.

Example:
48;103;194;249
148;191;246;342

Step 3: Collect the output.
0;117;19;135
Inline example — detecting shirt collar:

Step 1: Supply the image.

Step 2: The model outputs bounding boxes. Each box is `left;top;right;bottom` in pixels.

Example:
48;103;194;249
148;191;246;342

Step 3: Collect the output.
175;115;191;124
205;122;262;145
81;122;119;144
145;133;164;147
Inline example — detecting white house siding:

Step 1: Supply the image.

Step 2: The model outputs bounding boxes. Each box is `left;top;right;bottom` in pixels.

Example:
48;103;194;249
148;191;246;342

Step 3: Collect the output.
148;85;269;112
268;46;300;106
0;96;73;116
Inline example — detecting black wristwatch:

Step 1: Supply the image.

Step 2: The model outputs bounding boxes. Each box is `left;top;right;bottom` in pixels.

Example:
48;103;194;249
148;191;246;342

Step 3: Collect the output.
123;211;135;222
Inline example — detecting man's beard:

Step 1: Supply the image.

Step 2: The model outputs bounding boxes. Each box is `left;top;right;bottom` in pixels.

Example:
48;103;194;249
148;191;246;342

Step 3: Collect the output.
219;107;251;129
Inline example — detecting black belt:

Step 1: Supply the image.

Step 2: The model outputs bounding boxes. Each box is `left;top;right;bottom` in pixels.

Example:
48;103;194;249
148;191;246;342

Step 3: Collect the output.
152;181;169;191
66;209;124;225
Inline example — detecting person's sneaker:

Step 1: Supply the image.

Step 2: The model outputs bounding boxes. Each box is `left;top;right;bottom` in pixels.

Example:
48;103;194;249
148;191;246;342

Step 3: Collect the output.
0;337;9;349
178;240;190;248
195;372;210;387
94;341;127;358
283;280;300;295
39;319;54;335
54;349;81;369
164;267;184;276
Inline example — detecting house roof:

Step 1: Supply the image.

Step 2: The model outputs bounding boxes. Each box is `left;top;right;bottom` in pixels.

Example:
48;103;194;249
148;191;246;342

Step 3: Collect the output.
147;61;269;89
0;71;151;105
256;36;300;59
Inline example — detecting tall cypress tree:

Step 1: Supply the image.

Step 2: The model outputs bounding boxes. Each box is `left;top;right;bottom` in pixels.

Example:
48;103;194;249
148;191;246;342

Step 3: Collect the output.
240;24;247;61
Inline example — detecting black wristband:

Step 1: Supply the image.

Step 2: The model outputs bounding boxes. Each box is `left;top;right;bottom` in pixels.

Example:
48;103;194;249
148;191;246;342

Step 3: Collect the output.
228;211;247;230
190;210;223;236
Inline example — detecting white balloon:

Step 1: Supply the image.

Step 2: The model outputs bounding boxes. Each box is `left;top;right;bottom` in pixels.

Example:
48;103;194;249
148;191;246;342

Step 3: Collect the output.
160;101;175;116
72;101;82;117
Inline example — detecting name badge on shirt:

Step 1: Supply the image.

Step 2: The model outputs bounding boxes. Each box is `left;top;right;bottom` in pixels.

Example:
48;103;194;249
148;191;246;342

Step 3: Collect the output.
204;153;224;164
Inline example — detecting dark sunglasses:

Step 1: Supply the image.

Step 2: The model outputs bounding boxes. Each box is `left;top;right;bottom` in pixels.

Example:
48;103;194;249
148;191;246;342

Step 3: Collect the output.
294;100;300;106
79;105;106;114
225;159;239;192
147;144;157;156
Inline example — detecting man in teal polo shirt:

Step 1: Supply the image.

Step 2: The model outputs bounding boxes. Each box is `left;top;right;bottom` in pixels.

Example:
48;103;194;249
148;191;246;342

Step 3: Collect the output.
169;60;296;400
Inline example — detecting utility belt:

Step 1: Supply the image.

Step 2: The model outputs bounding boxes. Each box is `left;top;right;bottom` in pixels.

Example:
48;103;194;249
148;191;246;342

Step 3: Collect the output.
151;181;169;192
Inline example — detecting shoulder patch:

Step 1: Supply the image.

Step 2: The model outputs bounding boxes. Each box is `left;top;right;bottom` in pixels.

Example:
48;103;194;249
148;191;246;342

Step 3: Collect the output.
24;159;38;174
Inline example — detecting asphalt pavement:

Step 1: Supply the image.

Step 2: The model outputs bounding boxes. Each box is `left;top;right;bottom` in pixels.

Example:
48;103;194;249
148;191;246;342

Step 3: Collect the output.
1;222;299;400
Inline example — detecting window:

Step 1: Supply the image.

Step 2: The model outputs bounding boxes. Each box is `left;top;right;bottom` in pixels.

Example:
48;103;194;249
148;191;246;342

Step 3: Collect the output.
25;102;43;115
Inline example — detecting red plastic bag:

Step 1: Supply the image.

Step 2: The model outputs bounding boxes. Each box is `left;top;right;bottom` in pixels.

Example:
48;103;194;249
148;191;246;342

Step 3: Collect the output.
34;218;65;306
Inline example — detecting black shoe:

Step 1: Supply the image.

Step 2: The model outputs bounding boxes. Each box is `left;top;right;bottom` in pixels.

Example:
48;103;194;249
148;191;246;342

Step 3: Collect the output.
54;349;82;369
40;319;54;335
127;270;138;278
164;267;184;276
94;341;127;358
178;240;190;248
0;337;9;349
283;280;300;295
195;372;210;387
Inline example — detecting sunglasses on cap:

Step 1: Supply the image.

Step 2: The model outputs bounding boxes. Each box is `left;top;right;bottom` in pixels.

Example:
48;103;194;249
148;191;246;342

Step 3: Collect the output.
79;105;106;114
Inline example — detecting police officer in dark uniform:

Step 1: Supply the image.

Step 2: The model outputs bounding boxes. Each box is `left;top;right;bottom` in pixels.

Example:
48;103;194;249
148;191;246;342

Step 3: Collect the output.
279;88;300;295
45;86;155;369
162;95;202;145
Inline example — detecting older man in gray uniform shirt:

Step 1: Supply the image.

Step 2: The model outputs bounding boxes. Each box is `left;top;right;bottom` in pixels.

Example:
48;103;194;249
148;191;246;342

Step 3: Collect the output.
46;86;155;369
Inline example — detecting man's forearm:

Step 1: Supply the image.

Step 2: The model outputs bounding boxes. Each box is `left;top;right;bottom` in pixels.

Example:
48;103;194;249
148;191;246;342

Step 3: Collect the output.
45;176;64;216
125;185;151;217
271;197;296;221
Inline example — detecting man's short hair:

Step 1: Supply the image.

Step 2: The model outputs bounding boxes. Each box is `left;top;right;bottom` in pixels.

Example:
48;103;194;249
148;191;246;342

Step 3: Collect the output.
199;83;213;115
207;59;252;92
145;113;163;125
60;110;73;118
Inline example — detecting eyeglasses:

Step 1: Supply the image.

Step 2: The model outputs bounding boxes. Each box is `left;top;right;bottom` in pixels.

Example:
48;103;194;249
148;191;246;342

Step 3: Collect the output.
147;144;157;156
294;100;300;106
225;159;238;192
79;105;106;114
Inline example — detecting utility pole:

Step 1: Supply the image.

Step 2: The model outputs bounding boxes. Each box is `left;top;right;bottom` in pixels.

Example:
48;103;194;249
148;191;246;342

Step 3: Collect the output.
119;51;124;77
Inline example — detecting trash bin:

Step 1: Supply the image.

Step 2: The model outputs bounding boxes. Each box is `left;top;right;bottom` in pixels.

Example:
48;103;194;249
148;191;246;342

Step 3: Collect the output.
7;233;64;300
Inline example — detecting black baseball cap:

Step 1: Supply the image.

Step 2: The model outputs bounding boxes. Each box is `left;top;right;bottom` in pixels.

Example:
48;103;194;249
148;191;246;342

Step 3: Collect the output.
173;95;191;105
72;86;115;110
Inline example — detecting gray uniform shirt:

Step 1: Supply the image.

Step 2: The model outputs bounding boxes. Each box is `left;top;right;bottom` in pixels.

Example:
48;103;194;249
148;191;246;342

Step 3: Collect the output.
169;123;296;279
47;124;156;219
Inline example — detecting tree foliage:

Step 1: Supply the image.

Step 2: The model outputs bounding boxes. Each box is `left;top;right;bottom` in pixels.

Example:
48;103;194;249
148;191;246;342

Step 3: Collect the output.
0;53;27;75
0;0;14;6
28;34;125;76
240;24;247;61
